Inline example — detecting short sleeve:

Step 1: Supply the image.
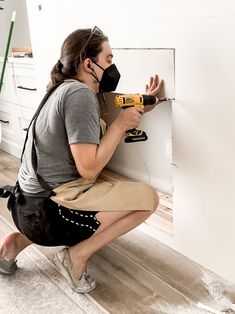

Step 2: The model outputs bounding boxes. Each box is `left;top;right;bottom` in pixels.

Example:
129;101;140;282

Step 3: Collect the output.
62;85;100;145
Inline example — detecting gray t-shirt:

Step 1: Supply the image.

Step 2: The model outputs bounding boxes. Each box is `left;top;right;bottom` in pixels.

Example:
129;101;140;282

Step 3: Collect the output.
18;81;100;194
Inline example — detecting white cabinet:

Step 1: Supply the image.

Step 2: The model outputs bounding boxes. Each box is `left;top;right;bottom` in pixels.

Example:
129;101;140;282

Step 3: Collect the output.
0;62;15;104
0;58;37;158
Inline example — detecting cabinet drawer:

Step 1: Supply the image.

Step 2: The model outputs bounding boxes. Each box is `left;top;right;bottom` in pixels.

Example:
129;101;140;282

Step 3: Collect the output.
0;102;34;148
0;108;21;143
12;66;38;108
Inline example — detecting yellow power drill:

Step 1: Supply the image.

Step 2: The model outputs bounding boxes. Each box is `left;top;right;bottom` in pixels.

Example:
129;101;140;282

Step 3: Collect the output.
115;94;173;143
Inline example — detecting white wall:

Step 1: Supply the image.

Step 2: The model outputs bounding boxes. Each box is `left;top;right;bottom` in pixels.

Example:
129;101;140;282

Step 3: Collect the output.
0;0;31;56
26;0;235;283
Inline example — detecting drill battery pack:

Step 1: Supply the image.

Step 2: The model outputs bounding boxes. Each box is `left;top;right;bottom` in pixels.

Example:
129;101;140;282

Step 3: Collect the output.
125;129;148;143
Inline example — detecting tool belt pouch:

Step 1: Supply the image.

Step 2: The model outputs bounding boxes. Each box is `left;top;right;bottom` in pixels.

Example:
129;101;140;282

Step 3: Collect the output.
0;181;53;213
0;181;22;211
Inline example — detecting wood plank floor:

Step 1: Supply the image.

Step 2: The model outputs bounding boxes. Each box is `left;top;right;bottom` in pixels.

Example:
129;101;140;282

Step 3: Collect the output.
0;149;234;314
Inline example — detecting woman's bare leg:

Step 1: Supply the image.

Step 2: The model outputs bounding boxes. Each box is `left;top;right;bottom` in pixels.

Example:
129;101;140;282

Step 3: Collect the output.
0;188;158;279
0;232;32;261
69;187;159;278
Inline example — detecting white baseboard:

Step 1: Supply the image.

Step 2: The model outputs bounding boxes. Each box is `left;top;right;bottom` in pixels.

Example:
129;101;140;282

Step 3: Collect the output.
107;162;173;195
137;222;175;249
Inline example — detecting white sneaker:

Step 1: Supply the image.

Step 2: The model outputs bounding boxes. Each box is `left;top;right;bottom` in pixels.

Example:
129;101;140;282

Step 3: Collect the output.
54;247;97;293
0;255;17;275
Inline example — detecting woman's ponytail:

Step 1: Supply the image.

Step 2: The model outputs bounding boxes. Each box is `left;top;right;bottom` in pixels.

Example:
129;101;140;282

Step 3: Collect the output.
47;60;66;90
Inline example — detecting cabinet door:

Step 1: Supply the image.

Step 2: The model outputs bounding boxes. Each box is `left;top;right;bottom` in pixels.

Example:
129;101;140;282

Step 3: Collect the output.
0;101;34;158
0;101;22;157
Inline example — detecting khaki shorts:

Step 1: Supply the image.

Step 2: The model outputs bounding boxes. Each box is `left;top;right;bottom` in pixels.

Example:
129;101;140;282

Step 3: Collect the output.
51;175;154;212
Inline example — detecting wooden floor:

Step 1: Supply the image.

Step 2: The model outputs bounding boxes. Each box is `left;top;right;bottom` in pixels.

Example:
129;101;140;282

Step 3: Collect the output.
0;149;234;314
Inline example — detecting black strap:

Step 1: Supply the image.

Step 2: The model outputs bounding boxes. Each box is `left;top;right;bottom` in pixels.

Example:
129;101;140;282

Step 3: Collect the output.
21;82;64;162
0;182;21;200
0;185;15;198
31;118;54;193
20;81;64;194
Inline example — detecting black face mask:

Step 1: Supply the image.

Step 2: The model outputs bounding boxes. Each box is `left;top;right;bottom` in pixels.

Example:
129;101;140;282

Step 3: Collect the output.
92;62;121;92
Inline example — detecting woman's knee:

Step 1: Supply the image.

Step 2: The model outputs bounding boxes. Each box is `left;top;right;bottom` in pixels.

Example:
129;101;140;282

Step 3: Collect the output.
149;186;159;214
134;184;159;216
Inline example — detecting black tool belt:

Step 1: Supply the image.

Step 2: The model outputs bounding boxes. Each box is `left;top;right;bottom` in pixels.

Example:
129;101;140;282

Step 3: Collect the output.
0;181;26;211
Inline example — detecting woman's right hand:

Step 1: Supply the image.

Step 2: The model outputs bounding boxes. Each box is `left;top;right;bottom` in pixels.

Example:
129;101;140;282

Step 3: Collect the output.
115;106;144;132
71;106;144;180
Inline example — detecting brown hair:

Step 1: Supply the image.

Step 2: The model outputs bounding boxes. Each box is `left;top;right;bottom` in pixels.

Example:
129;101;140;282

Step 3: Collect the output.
48;28;108;89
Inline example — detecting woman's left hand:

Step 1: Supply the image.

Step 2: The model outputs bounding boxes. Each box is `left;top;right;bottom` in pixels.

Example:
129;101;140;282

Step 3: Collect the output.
144;75;164;113
145;74;163;96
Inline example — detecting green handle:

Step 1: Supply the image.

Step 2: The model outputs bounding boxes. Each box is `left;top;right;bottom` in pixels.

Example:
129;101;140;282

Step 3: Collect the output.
0;11;16;93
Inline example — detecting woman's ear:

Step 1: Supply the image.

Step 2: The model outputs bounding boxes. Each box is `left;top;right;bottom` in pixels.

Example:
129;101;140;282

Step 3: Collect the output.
84;58;93;72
